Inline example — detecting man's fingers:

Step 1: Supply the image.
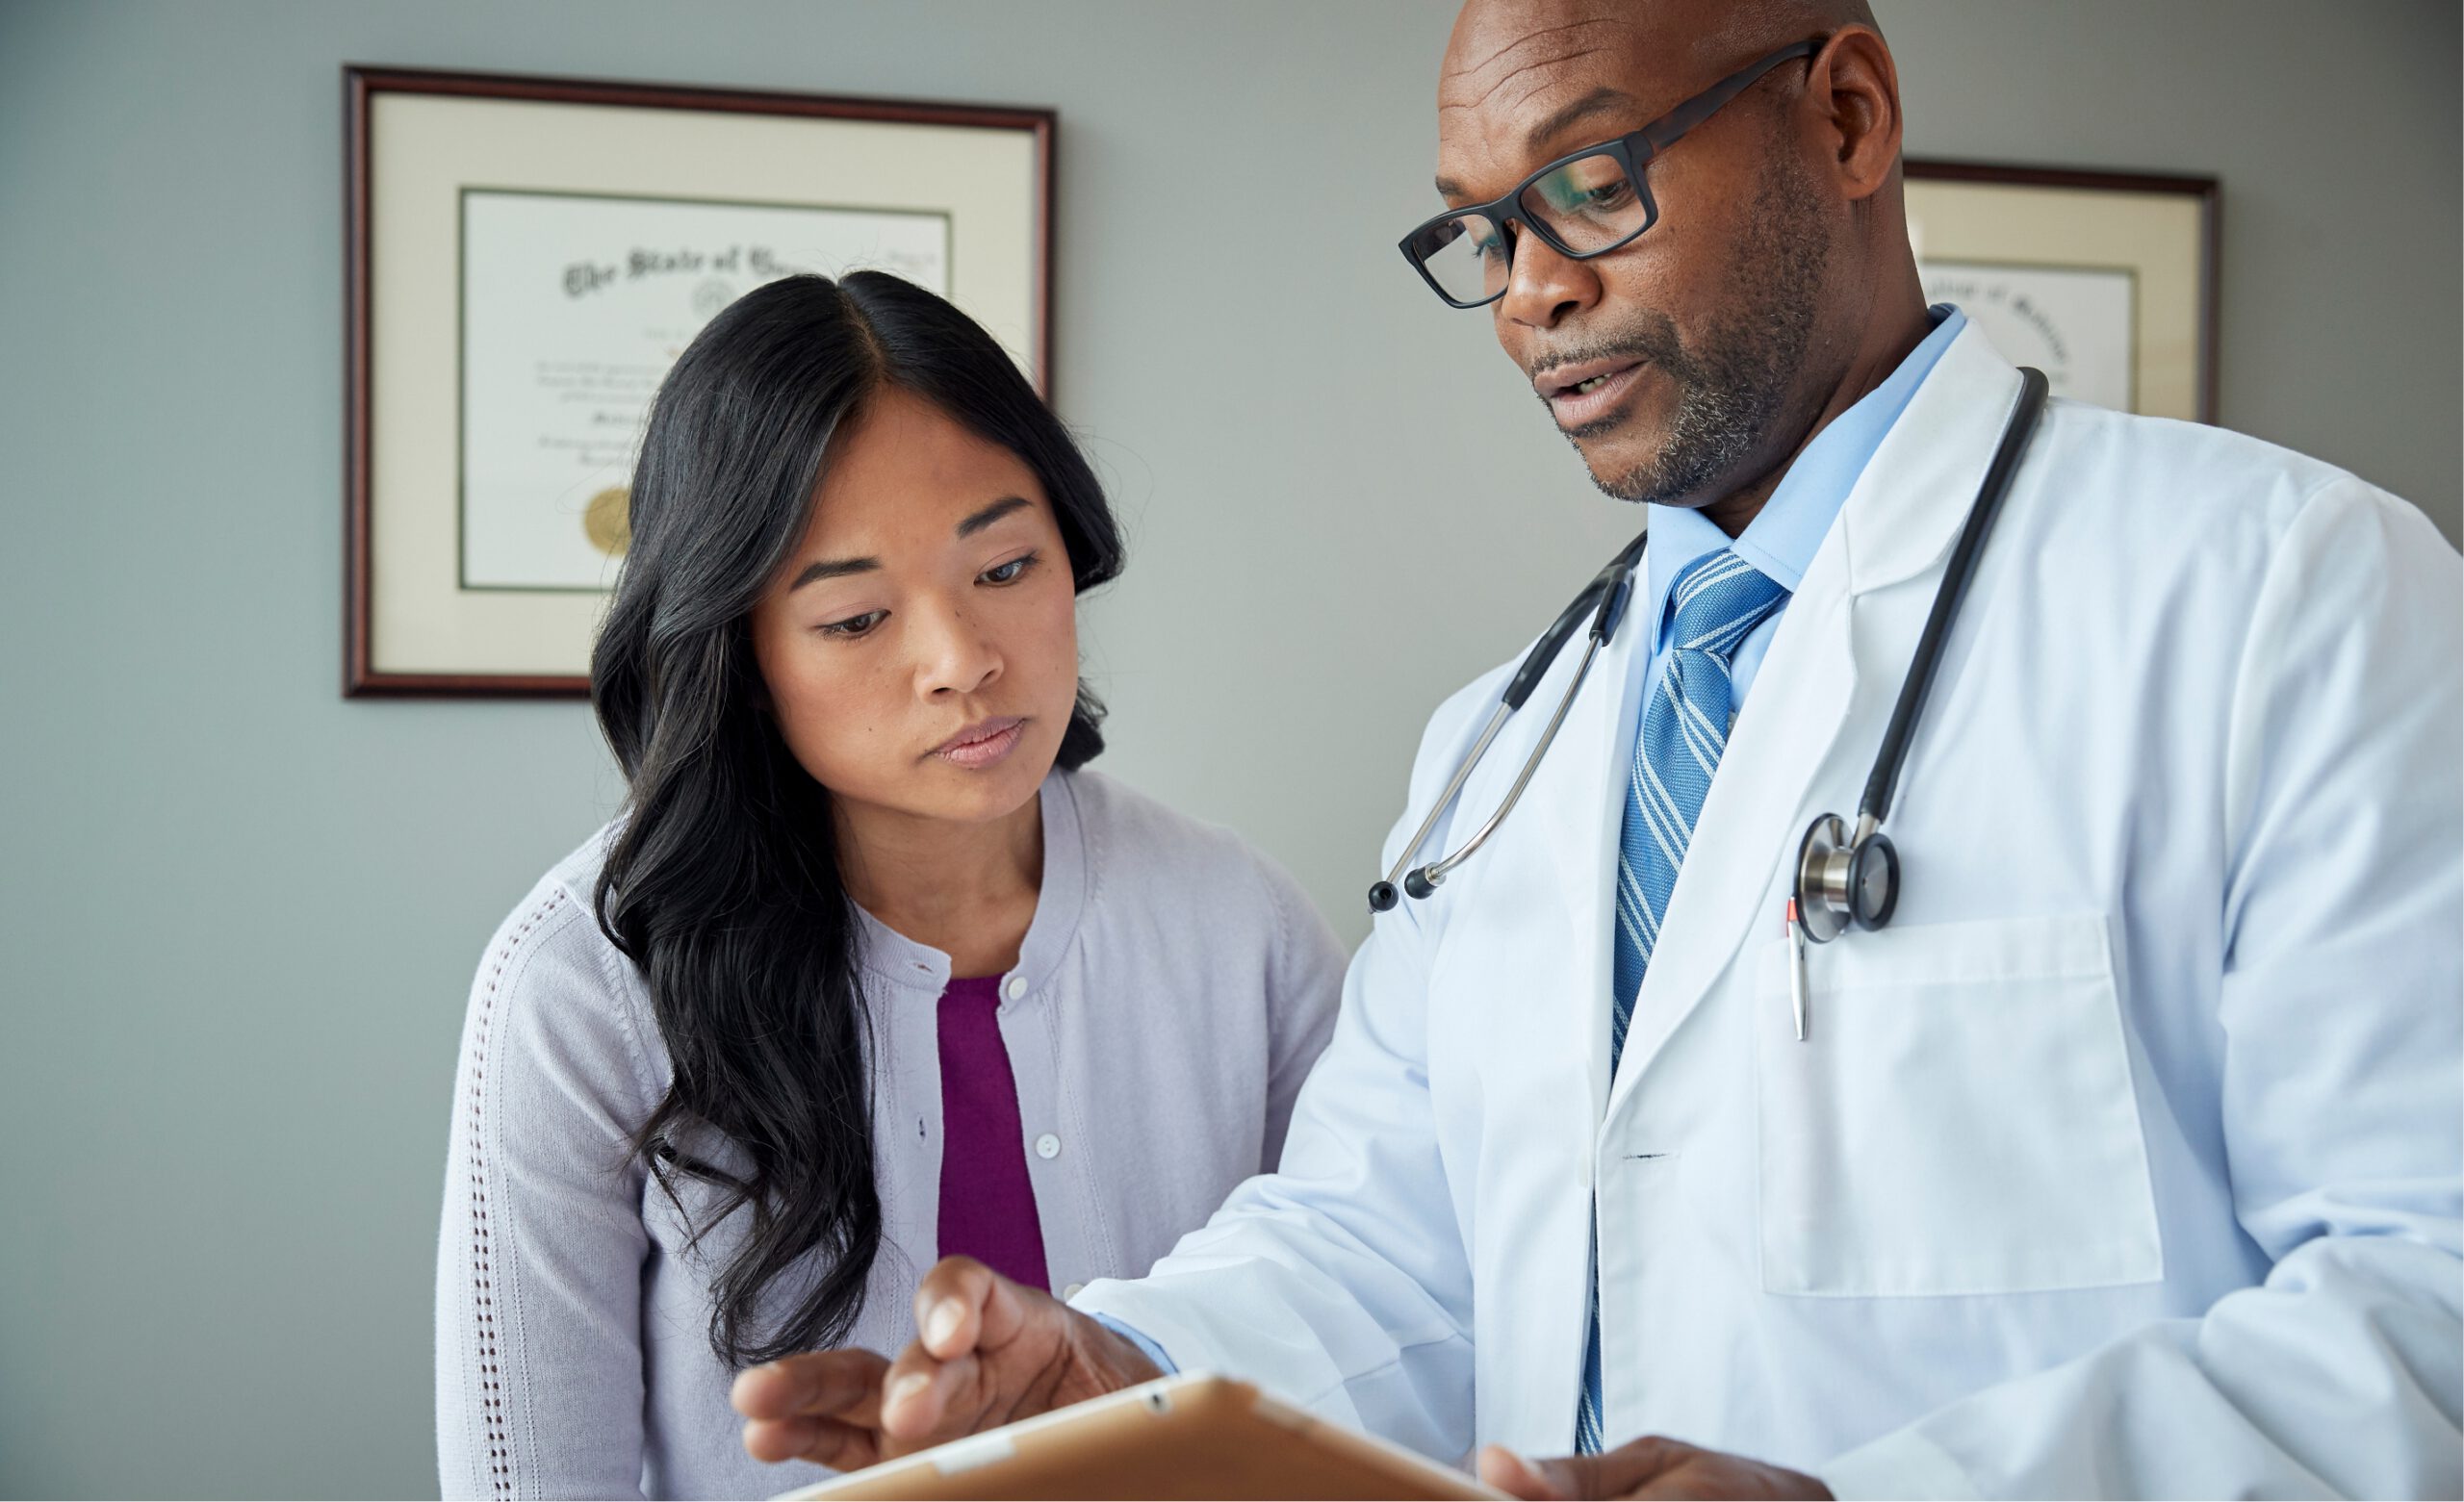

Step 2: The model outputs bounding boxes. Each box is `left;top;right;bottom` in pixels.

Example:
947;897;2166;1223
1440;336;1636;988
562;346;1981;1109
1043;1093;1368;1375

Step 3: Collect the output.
878;1338;988;1443
967;1260;1040;1354
1591;1436;1691;1494
1477;1446;1570;1499
1476;1438;1693;1499
911;1257;1001;1361
740;1413;882;1471
730;1350;890;1422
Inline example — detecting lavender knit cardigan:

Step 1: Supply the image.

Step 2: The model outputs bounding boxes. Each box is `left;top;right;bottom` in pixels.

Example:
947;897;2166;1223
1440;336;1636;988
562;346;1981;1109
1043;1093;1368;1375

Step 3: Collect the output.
435;769;1345;1499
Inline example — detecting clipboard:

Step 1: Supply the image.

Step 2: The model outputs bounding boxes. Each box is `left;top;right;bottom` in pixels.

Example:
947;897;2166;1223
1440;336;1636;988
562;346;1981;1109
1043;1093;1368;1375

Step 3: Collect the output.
783;1373;1505;1500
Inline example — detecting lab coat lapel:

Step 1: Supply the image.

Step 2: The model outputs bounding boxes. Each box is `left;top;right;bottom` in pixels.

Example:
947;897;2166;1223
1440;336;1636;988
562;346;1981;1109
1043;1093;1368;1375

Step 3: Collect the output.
1602;325;2029;1110
1521;587;1649;1131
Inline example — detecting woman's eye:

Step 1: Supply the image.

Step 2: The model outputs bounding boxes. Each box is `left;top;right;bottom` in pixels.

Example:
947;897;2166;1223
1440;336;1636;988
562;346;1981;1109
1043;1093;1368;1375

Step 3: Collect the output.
818;610;886;639
981;552;1039;585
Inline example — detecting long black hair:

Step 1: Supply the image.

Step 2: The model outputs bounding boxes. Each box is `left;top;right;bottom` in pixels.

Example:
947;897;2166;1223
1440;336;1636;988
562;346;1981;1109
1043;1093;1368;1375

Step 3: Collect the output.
590;272;1124;1366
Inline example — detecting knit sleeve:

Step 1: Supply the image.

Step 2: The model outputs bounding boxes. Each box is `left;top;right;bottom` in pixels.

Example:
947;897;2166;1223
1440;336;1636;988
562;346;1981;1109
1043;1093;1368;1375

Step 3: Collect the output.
436;884;664;1501
1252;852;1348;1174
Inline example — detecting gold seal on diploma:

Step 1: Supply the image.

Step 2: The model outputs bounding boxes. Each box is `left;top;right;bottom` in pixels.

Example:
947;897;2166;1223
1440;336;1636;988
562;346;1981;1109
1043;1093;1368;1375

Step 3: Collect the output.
584;486;631;557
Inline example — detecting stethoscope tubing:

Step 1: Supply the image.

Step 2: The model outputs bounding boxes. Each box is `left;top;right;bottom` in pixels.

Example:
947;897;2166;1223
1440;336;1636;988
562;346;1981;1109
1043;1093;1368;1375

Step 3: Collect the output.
1412;628;1608;896
1367;367;2048;920
1369;533;1644;910
1854;366;2048;828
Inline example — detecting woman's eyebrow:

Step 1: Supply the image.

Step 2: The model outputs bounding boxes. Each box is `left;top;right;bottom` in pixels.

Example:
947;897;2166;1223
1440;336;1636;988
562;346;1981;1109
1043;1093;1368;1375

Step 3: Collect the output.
786;496;1030;592
788;555;880;592
956;496;1032;537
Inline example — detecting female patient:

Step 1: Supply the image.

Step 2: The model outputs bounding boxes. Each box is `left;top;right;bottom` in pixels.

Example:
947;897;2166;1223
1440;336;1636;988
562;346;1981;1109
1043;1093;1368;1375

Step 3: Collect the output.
436;272;1343;1499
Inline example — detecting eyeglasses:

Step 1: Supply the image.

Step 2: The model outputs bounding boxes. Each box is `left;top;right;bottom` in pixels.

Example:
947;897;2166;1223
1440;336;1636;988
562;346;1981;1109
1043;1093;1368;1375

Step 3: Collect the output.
1398;38;1822;309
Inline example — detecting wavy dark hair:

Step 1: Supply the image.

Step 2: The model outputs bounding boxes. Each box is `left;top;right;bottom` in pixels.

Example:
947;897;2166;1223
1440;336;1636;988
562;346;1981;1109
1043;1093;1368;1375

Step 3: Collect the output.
590;272;1124;1366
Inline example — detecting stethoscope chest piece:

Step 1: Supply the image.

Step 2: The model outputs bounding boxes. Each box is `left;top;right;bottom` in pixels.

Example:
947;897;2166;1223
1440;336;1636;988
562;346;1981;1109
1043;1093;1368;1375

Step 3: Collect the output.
1793;812;1899;943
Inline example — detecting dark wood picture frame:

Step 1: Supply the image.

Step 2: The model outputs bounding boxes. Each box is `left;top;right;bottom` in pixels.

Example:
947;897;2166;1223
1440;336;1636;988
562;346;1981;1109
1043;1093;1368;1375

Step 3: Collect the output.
344;65;1056;698
1903;158;2220;424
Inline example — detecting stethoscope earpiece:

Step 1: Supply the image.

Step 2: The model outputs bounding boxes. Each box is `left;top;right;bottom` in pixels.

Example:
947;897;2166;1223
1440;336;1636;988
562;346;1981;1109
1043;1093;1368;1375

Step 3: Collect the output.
1367;880;1400;913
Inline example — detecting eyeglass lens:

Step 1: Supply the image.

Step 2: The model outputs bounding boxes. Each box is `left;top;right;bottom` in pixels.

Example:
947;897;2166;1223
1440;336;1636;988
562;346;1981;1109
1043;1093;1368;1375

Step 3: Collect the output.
1408;149;1657;305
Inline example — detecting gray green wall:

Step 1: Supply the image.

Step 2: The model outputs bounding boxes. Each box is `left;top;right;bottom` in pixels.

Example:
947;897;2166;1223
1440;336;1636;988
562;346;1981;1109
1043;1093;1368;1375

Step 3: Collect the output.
1;2;2453;1496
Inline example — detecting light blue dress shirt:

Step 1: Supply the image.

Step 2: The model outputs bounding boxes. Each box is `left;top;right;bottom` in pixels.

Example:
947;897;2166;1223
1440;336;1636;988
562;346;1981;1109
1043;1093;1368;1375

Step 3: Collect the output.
1633;305;1964;710
1092;307;1971;1382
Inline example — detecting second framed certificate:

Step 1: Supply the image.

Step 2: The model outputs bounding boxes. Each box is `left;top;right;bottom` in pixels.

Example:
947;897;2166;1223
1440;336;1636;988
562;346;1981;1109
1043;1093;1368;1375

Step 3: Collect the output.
1903;160;2218;423
345;68;1053;696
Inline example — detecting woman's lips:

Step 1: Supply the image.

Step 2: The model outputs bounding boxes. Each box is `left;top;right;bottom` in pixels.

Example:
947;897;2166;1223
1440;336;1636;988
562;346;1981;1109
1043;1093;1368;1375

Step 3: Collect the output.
1543;360;1645;430
934;716;1025;770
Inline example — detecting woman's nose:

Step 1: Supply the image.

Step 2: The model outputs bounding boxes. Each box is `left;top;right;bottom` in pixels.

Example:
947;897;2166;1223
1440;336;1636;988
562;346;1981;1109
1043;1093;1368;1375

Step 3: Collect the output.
917;603;1002;699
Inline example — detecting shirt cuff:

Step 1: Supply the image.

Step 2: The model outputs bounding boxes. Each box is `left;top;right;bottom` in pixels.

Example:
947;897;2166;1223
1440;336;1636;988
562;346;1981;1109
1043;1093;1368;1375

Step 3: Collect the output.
1817;1424;1975;1500
1085;1312;1178;1376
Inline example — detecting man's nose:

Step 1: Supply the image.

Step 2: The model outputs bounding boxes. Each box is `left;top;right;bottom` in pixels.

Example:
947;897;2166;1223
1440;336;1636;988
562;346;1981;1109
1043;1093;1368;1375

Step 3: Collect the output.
1497;229;1598;332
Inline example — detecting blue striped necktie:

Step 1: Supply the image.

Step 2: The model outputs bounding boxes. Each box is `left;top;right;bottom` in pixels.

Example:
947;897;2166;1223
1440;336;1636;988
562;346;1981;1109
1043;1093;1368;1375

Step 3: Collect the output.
1576;547;1789;1455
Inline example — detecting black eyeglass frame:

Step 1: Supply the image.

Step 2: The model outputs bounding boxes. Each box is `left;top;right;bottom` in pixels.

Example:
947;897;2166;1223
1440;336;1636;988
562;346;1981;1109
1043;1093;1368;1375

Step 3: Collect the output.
1399;38;1824;309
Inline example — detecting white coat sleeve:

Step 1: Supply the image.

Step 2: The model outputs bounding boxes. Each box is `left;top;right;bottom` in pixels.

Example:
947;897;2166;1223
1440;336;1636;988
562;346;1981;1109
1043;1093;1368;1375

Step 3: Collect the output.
1068;683;1504;1464
1822;480;2464;1499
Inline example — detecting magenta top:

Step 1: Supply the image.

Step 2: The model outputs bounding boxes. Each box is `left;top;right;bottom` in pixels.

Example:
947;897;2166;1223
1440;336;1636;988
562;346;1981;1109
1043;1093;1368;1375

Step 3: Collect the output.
933;974;1051;1290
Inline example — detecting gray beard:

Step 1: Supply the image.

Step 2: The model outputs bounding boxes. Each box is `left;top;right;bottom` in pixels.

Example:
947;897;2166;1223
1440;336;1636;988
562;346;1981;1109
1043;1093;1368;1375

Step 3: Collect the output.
1577;160;1832;506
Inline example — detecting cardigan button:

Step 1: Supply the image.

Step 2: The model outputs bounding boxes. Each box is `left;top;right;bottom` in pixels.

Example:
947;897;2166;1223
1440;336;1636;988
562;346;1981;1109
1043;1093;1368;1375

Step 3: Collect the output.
1005;976;1028;1001
1035;1133;1062;1159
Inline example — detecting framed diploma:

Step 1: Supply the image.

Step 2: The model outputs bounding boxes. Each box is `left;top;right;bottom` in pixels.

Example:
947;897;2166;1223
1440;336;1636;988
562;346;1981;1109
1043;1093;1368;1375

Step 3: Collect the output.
1903;160;2218;423
344;67;1053;696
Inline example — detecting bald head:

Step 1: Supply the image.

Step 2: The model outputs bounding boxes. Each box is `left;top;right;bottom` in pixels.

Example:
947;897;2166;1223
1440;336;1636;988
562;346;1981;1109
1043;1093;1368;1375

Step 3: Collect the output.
1426;0;1925;529
1442;0;1878;118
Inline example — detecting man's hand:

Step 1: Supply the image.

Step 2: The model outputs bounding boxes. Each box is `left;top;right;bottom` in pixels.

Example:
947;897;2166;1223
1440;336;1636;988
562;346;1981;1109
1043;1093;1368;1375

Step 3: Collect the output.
730;1256;1164;1471
1476;1438;1832;1500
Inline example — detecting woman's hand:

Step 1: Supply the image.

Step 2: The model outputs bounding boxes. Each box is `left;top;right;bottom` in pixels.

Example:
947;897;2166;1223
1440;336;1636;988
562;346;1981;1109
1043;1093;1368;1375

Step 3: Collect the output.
731;1256;1164;1470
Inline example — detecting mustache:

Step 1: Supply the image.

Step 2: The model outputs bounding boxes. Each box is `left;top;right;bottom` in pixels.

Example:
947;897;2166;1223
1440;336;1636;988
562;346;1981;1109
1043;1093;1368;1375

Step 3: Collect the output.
1524;314;1690;387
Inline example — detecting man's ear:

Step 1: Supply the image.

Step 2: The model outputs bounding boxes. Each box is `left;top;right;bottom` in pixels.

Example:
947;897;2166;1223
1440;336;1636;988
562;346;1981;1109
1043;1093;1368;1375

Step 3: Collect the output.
1805;25;1902;204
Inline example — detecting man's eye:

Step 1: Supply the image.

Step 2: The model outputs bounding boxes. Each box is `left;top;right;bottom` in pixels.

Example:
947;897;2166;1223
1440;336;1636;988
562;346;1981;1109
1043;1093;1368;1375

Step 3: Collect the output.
818;610;886;639
981;552;1038;585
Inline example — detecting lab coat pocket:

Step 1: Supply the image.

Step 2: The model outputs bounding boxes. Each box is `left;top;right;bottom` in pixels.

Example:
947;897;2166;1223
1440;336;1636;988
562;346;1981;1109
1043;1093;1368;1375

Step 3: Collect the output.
1753;912;2162;1297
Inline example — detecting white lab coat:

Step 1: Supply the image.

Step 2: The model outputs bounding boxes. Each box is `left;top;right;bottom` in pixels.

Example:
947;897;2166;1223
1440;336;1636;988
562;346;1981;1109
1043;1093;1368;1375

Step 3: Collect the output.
1073;324;2464;1497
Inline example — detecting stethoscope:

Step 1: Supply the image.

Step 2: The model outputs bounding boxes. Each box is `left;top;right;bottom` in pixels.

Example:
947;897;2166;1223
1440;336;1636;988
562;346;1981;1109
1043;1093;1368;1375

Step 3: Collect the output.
1368;368;2051;984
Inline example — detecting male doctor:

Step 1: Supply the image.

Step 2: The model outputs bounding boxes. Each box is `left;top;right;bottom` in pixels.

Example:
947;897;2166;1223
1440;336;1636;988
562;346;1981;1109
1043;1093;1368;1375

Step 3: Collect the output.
736;0;2463;1494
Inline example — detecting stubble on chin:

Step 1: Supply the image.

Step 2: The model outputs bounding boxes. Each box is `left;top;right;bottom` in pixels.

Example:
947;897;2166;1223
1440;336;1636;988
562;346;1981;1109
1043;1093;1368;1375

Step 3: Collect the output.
1571;155;1831;508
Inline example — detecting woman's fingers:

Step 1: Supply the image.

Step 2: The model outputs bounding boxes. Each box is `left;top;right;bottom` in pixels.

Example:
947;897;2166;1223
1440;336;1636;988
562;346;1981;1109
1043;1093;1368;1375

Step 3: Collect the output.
733;1352;893;1468
731;1349;889;1423
740;1413;884;1471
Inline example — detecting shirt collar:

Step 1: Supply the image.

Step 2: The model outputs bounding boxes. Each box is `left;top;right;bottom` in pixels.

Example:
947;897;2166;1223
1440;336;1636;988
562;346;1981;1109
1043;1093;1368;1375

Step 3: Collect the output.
854;769;1090;994
1641;304;1967;644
